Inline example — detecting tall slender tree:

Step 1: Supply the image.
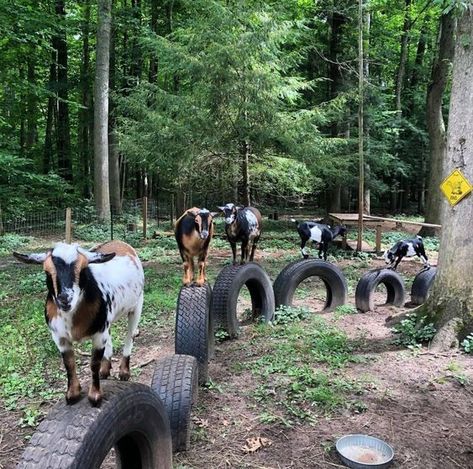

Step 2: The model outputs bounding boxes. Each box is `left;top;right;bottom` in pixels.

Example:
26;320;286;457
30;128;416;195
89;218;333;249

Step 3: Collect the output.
94;0;112;220
421;11;456;234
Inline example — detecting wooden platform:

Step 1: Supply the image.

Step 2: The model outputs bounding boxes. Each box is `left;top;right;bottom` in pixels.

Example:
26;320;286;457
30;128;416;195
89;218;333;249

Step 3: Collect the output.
328;212;442;254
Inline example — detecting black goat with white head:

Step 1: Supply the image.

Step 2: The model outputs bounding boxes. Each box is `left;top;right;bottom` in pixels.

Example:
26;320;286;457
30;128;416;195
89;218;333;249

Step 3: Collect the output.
383;235;429;270
292;219;347;261
217;203;262;264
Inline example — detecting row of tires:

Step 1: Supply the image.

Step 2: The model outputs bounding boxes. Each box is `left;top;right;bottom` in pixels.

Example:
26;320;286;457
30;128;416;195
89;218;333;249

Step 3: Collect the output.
18;260;436;468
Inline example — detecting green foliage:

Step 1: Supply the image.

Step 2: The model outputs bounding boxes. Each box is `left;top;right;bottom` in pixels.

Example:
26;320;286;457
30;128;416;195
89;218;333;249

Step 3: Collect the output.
461;333;473;354
273;305;311;325
391;314;437;348
0;233;31;256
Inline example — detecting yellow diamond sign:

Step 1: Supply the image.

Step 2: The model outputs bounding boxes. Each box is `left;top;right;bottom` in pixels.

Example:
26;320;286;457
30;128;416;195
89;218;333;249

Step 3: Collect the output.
440;169;472;206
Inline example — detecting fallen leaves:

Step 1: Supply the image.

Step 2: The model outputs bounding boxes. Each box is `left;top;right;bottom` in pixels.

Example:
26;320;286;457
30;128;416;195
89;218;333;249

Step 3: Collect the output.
242;436;273;453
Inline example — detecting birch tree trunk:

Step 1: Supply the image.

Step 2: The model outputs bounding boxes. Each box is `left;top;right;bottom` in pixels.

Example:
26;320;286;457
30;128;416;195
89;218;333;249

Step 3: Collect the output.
94;0;112;221
421;6;473;350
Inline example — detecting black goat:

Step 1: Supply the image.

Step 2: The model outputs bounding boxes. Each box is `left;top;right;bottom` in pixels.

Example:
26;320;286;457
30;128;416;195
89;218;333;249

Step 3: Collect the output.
383;235;429;270
217;203;262;264
292;219;347;260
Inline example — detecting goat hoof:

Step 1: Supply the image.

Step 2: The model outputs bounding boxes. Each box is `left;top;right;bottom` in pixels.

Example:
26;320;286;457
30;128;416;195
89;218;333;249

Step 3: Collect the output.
119;371;130;381
99;359;112;379
194;279;205;287
65;391;81;405
88;388;102;406
303;255;309;260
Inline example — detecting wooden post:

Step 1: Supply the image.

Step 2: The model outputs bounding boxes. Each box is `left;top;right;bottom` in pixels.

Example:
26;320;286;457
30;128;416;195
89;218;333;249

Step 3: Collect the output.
142;196;148;239
375;225;382;254
65;208;72;243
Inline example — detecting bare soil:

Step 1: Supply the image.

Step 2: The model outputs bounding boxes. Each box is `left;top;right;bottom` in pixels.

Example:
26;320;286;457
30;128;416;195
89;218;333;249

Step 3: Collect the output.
2;254;473;469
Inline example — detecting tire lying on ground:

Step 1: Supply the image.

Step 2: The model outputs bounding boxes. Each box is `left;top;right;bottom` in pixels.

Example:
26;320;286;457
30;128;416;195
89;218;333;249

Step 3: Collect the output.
210;263;275;339
175;283;214;384
355;268;406;312
18;381;172;469
273;259;347;311
151;354;198;453
411;267;437;305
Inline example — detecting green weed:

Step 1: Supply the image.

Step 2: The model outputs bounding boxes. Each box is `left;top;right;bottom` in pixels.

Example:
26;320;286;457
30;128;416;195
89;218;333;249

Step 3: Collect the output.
391;314;436;348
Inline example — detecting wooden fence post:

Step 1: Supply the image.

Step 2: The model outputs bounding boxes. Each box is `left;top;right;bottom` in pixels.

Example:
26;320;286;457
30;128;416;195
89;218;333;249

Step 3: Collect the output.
0;203;4;235
65;208;72;243
170;194;175;228
142;196;148;239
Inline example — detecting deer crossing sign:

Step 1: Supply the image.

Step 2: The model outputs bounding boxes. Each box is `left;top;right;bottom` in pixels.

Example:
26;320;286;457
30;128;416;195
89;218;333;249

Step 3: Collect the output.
440;169;472;206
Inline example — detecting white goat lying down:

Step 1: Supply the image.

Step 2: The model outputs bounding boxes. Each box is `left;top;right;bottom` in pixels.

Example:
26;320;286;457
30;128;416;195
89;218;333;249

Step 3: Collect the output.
13;240;144;406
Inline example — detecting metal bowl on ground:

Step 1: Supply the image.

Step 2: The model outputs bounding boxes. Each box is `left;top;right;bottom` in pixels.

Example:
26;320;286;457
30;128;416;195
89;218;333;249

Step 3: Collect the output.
336;434;394;469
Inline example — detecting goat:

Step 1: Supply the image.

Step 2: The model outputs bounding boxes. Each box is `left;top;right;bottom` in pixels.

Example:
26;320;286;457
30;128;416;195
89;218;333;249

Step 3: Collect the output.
217;203;262;264
383;235;430;270
175;207;217;285
13;240;144;406
291;219;347;261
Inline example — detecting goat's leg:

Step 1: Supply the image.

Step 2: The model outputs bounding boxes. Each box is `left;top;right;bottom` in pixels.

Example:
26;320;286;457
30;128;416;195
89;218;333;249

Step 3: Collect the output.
99;333;113;379
89;337;105;405
249;236;260;261
418;246;430;268
392;256;402;270
241;240;249;264
182;256;194;285
323;243;329;261
61;345;81;404
230;241;237;265
300;239;308;259
196;250;208;286
318;243;323;259
119;295;143;381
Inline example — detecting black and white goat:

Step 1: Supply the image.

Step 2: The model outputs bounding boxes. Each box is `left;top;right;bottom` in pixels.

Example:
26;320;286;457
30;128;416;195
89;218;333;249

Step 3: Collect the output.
13;240;144;406
217;203;262;264
292;219;347;261
383;235;429;270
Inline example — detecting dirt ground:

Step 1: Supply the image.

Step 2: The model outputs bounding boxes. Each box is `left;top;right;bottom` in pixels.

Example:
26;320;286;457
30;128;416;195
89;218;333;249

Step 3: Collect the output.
2;253;473;469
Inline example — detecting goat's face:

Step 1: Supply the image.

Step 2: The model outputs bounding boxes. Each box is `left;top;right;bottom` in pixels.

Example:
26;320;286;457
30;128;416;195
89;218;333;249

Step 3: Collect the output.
13;243;115;313
189;209;216;240
218;203;243;225
383;250;394;264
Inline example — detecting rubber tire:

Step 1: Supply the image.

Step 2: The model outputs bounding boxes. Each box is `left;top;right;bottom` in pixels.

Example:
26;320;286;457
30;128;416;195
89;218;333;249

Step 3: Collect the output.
355;269;406;312
18;381;172;469
175;283;214;384
151;355;198;453
210;263;275;339
273;259;347;311
411;267;437;305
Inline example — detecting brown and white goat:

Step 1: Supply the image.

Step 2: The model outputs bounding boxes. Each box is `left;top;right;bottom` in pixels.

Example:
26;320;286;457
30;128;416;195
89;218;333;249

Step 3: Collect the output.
175;207;217;286
13;240;144;406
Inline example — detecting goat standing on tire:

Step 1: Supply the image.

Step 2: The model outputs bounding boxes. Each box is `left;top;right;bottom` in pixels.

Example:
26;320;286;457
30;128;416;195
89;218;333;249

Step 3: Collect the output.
13;241;144;406
175;207;217;286
292;219;347;261
217;203;262;264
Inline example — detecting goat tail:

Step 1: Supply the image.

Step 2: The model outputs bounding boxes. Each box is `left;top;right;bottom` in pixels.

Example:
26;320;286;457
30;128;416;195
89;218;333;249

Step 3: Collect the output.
290;218;299;227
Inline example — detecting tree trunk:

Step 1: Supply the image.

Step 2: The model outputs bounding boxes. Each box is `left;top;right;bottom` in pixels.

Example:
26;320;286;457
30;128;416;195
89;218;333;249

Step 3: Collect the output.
363;8;371;215
241;141;251;206
26;57;38;151
79;0;92;198
55;0;72;181
395;0;411;115
44;54;57;174
109;7;122;215
94;0;112;221
421;12;456;234
149;0;159;83
420;7;473;350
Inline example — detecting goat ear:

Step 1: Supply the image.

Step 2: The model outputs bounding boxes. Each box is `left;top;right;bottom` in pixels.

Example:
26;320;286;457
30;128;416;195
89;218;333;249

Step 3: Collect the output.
236;205;244;211
88;252;116;264
186;210;197;218
13;251;48;264
210;212;219;218
217;206;225;212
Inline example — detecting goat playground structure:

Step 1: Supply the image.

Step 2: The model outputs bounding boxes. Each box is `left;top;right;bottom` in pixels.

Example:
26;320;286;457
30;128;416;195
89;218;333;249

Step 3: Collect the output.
16;240;440;467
